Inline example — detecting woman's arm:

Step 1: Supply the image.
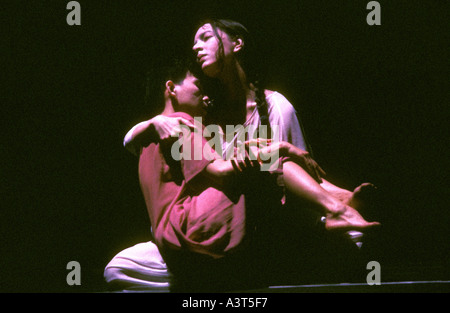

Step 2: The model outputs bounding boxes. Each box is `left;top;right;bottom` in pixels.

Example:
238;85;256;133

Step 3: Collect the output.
202;139;325;184
202;153;260;187
252;140;326;183
124;115;195;156
123;120;155;156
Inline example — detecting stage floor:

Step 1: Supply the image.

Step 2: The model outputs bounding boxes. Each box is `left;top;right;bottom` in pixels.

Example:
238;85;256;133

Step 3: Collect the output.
110;280;450;293
244;280;450;293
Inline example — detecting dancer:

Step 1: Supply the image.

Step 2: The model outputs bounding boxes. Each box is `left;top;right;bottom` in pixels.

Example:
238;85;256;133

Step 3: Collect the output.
105;58;379;292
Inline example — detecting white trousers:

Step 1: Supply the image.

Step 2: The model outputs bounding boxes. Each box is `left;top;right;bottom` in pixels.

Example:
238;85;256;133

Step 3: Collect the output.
104;241;171;292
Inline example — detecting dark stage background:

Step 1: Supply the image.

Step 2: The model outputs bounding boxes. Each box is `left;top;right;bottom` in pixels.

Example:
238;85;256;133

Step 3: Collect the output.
3;1;449;292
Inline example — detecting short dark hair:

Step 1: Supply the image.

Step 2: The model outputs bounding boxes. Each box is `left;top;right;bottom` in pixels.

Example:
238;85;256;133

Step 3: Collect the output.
162;56;198;84
145;55;201;115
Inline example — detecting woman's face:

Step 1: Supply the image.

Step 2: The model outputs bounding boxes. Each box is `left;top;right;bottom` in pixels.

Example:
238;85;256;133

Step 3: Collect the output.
193;23;237;77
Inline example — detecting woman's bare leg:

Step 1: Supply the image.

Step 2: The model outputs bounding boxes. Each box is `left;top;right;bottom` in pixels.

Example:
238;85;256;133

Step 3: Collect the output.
282;161;379;231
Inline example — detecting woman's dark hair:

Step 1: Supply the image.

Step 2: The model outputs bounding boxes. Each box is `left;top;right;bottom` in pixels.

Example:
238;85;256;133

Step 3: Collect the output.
195;19;271;137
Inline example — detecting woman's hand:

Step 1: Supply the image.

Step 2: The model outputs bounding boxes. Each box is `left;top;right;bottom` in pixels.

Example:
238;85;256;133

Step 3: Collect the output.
245;139;326;182
124;115;195;155
150;115;195;140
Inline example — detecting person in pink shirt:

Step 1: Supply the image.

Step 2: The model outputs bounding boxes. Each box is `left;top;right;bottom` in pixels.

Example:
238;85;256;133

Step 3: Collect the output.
105;56;378;292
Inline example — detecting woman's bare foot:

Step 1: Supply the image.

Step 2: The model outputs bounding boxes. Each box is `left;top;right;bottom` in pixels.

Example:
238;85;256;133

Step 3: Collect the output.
346;183;377;215
324;204;380;232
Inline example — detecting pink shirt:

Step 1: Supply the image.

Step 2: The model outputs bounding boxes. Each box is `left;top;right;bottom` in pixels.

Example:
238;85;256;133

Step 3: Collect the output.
138;112;246;259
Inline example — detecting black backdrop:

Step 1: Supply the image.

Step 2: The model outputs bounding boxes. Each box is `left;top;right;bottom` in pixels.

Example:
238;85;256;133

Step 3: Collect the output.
3;0;449;292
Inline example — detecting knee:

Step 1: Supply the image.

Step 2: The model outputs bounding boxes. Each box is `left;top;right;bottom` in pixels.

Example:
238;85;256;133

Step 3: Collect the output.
103;265;126;283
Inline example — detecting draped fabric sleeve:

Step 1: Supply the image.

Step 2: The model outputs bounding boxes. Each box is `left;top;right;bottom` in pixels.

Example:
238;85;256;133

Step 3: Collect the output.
267;92;308;152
